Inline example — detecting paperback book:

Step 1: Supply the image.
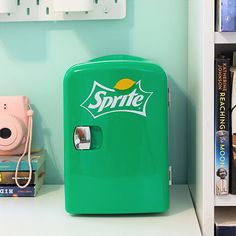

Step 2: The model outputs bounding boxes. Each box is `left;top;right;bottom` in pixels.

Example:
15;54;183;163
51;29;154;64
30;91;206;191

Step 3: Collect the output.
0;165;45;185
0;185;41;197
216;0;236;32
230;52;236;194
215;56;231;195
0;164;45;197
0;150;45;171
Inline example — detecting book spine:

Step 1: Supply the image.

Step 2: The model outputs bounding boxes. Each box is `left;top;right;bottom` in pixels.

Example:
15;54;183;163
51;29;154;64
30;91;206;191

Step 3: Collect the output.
0;162;40;171
0;186;36;197
216;0;236;32
215;57;231;195
0;171;36;185
0;156;44;171
215;0;221;32
230;68;236;194
215;226;236;236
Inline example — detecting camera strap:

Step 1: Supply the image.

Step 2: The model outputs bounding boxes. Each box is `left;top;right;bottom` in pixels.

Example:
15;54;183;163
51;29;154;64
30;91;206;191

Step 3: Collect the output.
14;109;33;189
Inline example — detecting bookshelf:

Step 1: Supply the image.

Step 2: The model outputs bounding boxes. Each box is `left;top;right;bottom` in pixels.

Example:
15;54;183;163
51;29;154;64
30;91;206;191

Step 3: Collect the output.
188;1;236;236
215;195;236;206
215;32;236;44
188;0;215;236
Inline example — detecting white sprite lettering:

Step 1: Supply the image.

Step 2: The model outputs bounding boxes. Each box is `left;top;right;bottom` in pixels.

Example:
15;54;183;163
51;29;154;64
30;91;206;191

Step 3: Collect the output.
111;96;123;108
98;96;113;112
88;91;106;109
81;80;153;118
119;95;128;107
132;95;144;106
88;90;145;112
126;89;138;106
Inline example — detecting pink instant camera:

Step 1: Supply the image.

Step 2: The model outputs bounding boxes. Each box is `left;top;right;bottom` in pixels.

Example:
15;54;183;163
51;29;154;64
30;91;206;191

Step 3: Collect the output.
0;96;32;156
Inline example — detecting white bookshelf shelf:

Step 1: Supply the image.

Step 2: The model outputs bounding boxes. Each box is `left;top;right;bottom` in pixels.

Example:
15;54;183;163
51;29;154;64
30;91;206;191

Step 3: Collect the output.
215;32;236;44
0;185;201;236
215;194;236;206
188;0;215;235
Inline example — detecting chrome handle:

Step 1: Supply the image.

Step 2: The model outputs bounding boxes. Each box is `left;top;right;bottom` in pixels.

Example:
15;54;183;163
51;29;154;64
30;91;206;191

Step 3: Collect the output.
74;127;91;150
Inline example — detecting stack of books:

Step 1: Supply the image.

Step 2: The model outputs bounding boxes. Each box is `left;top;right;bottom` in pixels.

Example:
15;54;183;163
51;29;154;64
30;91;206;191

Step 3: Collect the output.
0;150;45;197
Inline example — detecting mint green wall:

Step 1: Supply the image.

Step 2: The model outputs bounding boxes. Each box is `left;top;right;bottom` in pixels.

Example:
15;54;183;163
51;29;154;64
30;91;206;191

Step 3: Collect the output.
0;0;188;184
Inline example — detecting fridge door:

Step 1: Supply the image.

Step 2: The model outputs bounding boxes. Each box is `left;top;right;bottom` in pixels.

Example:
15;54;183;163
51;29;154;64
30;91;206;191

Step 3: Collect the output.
64;55;169;214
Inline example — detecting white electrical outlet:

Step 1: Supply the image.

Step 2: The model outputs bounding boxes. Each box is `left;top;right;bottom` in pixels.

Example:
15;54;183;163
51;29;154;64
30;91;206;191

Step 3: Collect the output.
0;0;15;13
0;0;126;22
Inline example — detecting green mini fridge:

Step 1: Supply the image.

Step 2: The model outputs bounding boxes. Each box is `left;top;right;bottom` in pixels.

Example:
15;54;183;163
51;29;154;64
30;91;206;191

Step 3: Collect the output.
64;55;169;214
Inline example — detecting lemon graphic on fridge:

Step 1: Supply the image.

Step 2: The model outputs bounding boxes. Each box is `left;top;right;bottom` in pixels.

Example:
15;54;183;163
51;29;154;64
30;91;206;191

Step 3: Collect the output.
114;78;136;91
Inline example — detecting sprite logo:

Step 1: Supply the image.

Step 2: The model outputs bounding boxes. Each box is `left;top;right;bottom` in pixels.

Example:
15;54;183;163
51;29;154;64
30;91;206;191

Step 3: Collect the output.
81;78;153;119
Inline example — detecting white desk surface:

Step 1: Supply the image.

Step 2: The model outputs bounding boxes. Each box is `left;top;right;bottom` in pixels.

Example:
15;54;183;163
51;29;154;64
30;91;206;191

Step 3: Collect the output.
0;185;201;236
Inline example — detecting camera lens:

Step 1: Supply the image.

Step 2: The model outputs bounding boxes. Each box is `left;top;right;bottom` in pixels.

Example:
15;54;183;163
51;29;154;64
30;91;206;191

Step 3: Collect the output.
0;128;12;139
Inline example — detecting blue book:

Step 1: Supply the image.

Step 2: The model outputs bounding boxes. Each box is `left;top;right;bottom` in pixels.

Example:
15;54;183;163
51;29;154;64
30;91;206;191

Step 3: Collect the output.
0;150;45;171
0;166;44;197
215;226;236;236
215;56;231;195
216;0;236;32
0;186;36;197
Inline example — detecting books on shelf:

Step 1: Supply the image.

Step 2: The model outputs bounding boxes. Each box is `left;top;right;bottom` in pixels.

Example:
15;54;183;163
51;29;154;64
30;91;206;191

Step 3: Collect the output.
0;150;45;197
216;0;236;32
230;53;236;194
215;207;236;236
0;165;45;185
215;55;231;195
0;166;45;197
0;151;45;171
214;52;236;196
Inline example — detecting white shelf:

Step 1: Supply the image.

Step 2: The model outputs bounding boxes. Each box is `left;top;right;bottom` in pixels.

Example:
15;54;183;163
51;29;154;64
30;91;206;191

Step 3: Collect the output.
0;185;201;236
188;0;215;235
215;32;236;44
215;194;236;206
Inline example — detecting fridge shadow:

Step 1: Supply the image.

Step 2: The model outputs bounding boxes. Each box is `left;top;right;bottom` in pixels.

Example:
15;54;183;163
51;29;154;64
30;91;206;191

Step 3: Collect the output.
168;75;188;184
43;134;64;184
29;105;64;185
186;85;197;201
37;185;61;197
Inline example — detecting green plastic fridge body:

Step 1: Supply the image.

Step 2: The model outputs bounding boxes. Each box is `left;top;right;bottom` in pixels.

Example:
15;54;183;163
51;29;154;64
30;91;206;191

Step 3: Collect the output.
64;55;169;214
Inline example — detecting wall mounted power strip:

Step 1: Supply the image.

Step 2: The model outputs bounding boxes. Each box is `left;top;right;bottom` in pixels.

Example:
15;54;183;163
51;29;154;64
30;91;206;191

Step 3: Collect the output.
0;0;126;22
